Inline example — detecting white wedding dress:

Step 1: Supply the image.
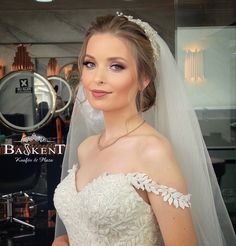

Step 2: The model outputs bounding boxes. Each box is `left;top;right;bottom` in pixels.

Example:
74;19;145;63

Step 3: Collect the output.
54;164;191;246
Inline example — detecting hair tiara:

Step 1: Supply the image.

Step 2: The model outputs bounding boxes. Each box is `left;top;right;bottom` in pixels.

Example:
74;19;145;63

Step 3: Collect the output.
116;12;160;61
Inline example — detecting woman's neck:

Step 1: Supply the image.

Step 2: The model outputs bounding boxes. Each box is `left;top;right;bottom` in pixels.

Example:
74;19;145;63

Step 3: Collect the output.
102;107;143;141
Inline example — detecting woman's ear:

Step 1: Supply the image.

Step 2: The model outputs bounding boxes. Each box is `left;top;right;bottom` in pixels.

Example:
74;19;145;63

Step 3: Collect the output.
142;76;151;90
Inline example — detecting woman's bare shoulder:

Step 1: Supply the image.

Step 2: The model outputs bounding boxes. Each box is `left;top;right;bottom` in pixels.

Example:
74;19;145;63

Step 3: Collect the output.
137;128;186;190
137;123;171;155
137;132;174;168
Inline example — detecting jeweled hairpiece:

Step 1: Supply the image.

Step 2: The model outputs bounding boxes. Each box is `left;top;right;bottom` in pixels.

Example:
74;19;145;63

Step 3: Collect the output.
116;12;160;61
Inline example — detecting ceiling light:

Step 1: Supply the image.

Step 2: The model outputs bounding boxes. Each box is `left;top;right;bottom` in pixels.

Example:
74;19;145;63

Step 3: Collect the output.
35;0;54;2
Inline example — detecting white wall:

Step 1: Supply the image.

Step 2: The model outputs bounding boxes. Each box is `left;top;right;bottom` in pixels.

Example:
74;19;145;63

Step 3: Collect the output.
176;26;236;109
176;27;236;143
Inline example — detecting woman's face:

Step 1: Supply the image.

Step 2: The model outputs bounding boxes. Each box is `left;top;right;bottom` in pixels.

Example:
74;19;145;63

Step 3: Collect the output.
81;33;139;113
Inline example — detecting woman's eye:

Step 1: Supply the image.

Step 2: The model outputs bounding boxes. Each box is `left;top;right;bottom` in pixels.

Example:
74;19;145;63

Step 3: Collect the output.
82;61;95;68
110;64;125;71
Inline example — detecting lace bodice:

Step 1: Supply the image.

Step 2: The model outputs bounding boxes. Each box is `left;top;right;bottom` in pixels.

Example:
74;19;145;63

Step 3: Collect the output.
54;165;191;246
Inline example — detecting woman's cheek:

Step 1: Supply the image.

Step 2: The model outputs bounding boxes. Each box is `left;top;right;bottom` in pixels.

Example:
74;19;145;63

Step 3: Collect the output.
115;78;138;98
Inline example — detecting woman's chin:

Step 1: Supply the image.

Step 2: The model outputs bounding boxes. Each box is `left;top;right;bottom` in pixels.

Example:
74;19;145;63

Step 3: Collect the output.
88;101;107;111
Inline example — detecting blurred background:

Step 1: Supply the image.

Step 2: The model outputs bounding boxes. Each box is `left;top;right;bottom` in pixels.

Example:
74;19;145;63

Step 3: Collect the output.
0;0;235;245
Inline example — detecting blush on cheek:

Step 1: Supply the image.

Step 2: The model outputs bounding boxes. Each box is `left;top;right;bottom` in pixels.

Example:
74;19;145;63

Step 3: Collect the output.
117;80;138;103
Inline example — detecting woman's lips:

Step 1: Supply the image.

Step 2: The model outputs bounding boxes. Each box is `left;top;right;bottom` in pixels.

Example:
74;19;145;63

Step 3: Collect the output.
91;89;112;98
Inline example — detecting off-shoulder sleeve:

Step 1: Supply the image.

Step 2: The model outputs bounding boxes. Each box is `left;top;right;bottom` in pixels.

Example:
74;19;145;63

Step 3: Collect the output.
126;172;191;209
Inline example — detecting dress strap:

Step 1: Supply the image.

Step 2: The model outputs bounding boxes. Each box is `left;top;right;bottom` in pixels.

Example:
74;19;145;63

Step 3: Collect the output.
126;172;191;209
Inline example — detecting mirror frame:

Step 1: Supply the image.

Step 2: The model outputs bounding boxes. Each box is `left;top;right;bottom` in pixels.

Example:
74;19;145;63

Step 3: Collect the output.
0;70;56;132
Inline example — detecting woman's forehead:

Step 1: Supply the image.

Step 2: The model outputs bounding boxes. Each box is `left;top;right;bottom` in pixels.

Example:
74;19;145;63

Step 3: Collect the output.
86;33;135;58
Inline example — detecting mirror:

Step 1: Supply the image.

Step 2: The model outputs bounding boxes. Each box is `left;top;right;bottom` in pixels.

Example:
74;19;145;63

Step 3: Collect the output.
47;76;73;114
59;62;79;93
0;70;56;132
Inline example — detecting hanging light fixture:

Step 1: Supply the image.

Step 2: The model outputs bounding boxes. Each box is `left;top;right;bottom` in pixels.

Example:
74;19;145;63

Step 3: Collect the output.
184;49;204;83
0;65;5;79
47;58;60;77
11;45;34;71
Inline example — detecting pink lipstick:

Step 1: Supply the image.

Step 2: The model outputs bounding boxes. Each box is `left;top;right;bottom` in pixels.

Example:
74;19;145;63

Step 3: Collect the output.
91;89;112;98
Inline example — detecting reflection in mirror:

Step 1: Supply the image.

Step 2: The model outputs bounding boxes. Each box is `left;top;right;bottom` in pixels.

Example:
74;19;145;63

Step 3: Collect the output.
59;62;79;93
47;76;73;114
0;70;56;132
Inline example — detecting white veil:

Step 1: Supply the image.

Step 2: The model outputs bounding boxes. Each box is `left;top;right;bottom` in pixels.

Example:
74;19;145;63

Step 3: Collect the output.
55;14;236;245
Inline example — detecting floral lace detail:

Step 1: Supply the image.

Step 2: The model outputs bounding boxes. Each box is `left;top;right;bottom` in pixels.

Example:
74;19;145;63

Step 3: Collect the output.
54;166;162;246
54;166;191;245
126;173;191;209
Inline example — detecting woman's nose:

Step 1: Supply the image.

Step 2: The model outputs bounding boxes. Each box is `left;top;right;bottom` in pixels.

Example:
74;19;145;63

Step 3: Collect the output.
93;66;106;85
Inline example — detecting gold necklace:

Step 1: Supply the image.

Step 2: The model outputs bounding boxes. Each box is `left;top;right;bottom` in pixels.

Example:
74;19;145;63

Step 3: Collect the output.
97;120;145;151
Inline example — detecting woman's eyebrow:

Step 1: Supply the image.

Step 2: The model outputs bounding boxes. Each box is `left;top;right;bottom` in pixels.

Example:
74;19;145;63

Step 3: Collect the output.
107;57;127;63
84;54;95;59
84;54;127;62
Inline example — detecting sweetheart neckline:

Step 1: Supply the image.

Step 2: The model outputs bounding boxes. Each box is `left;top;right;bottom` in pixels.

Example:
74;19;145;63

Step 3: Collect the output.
72;165;152;209
74;165;136;193
66;165;191;210
75;168;112;193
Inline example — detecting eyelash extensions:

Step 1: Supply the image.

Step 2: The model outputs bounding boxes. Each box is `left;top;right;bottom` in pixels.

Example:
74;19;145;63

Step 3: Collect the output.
82;61;125;71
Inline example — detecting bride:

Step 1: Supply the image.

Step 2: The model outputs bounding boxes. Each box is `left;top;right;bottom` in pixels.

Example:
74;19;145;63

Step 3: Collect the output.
53;13;235;246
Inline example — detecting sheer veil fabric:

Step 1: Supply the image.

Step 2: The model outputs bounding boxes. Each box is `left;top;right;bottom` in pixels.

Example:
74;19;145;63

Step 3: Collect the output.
55;16;236;245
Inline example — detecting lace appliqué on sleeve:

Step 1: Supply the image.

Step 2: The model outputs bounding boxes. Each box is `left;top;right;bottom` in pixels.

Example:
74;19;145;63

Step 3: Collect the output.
126;173;191;209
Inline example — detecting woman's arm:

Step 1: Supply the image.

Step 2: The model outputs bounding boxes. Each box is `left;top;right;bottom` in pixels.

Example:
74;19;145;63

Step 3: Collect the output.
52;234;69;246
141;136;198;246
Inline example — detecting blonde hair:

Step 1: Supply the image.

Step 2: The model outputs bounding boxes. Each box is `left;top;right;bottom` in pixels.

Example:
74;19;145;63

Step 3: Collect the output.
78;15;157;112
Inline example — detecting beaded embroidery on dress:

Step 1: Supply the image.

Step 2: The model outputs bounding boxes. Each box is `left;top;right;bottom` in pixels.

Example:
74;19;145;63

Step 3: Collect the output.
54;165;191;246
